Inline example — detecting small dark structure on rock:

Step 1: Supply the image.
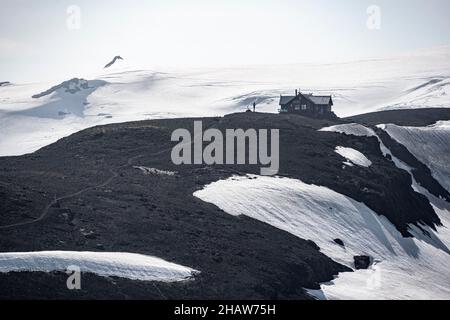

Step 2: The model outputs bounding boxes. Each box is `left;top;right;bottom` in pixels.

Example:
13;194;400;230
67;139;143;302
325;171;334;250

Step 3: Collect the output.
279;89;337;119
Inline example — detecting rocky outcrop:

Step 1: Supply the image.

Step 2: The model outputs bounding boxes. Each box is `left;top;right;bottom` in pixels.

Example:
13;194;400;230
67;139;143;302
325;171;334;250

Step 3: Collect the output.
354;256;371;270
32;78;90;98
345;108;450;127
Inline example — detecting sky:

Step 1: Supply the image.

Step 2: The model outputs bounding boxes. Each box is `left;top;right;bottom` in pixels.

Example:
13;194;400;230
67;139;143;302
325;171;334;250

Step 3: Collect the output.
1;0;450;83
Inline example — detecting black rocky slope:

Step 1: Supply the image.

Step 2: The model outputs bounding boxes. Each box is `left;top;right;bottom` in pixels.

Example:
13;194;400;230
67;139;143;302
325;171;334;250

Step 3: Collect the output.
345;108;450;127
0;115;347;299
0;111;444;299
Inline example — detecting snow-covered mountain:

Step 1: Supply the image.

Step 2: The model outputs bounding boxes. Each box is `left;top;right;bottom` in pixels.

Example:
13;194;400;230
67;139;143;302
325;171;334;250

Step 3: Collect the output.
1;46;449;156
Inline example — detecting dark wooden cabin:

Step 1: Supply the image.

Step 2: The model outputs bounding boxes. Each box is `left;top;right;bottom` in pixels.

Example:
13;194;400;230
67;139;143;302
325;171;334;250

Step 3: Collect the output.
279;90;336;119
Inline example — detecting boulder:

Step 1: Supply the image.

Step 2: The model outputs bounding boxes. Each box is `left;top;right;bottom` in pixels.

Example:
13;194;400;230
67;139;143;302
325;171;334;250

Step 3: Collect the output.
354;255;371;270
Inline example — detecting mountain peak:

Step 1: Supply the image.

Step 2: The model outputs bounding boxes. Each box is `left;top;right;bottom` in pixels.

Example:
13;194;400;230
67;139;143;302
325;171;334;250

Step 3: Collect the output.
32;78;90;99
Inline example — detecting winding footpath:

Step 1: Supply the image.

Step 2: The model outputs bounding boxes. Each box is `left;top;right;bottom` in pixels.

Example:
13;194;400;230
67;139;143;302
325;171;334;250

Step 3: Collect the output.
0;151;152;230
0;121;222;230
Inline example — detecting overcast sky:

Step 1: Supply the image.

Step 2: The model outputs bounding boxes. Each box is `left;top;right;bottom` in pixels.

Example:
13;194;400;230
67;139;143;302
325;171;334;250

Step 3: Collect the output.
1;0;450;82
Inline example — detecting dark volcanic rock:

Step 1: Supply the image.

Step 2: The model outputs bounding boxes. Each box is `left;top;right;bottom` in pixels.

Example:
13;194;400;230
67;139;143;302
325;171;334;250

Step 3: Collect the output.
31;78;102;98
0;114;353;299
0;111;444;299
344;108;450;127
354;256;371;270
306;240;320;251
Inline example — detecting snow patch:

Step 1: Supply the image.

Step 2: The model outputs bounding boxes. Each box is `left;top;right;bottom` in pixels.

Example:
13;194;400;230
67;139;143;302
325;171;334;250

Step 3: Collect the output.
0;251;198;282
194;175;450;300
335;146;372;167
320;123;376;137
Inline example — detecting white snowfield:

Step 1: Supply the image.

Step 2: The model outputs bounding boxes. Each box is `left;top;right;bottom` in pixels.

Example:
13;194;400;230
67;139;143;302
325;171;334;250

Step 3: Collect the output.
194;175;450;300
335;146;372;167
378;77;450;111
0;251;198;282
319;123;376;137
379;121;450;193
1;46;450;156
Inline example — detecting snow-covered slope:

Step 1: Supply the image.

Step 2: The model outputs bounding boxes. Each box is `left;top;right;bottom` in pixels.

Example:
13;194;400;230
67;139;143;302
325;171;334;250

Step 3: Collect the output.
194;175;450;300
0;79;108;156
379;77;450;111
380;121;450;193
0;251;197;282
1;46;450;156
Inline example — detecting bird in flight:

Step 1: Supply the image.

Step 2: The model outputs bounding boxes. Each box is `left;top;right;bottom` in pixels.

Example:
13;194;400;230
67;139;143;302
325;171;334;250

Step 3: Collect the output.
104;56;124;68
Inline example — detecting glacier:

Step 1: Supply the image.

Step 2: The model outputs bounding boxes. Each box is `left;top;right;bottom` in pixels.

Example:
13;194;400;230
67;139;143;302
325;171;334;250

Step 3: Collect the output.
1;46;450;156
